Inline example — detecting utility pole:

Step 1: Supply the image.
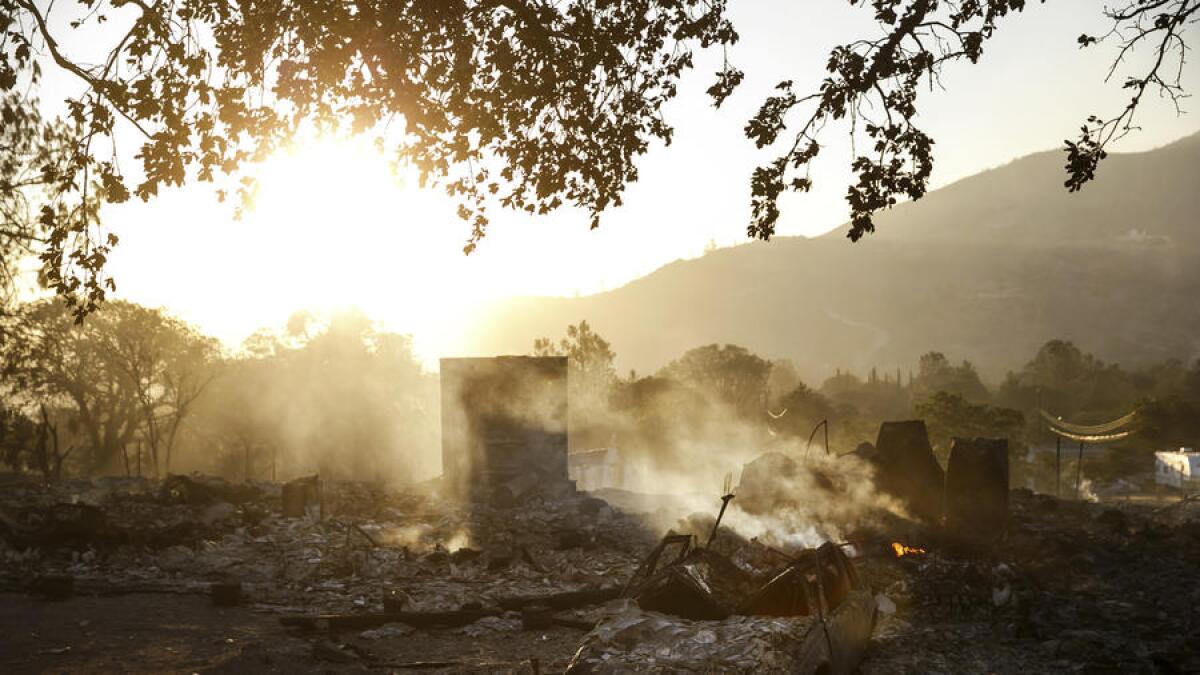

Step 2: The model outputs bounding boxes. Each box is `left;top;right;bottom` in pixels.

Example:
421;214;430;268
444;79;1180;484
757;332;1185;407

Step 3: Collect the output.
1075;441;1085;499
1055;435;1061;498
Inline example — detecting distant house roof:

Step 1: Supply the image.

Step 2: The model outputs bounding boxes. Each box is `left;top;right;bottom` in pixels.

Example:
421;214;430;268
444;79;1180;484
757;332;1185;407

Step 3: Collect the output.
1155;449;1200;486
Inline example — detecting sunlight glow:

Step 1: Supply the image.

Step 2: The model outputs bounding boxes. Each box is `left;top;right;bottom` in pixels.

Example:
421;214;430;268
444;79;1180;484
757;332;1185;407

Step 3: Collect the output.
230;138;493;365
108;133;677;370
245;141;448;313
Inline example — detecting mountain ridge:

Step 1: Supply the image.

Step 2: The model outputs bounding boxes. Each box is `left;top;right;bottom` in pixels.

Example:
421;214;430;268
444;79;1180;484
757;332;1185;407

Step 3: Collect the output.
465;132;1200;383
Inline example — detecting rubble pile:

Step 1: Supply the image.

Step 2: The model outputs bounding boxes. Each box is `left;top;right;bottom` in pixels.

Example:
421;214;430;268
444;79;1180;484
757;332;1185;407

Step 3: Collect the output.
2;464;1198;673
565;599;817;672
567;527;876;673
857;489;1200;673
0;473;656;618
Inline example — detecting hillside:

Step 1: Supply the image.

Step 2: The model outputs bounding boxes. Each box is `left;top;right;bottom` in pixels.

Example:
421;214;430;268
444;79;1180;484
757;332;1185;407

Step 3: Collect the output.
464;133;1200;382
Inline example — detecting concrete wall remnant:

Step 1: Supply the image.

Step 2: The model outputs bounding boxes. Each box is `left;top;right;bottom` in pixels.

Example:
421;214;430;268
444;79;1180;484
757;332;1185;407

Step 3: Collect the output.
440;356;569;500
872;420;945;522
944;437;1009;534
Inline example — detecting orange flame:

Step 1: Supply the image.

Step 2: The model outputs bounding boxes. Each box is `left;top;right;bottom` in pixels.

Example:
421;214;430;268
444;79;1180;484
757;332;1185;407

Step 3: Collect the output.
891;542;927;557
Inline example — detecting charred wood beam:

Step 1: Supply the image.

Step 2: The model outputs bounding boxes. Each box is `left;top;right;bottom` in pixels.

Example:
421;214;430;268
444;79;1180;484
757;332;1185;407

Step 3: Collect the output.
494;585;622;611
280;608;500;632
549;615;597;631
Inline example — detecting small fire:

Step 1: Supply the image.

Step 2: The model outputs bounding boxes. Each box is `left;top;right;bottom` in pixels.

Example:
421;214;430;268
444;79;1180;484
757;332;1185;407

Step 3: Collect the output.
891;541;927;557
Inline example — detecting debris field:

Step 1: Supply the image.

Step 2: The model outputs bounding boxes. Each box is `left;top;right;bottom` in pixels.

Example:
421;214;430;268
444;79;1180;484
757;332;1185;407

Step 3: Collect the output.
0;450;1197;672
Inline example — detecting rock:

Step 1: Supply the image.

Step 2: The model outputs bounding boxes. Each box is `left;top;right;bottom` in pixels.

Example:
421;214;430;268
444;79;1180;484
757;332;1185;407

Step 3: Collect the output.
876;594;897;615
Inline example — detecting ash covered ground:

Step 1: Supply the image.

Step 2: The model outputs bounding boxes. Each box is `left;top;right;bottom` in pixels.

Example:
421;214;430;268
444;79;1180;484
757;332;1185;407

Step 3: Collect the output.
1;469;1198;674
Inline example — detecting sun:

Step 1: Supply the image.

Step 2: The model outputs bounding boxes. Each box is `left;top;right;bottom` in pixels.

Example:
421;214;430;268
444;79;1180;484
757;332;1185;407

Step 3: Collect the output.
108;133;598;367
239;137;476;360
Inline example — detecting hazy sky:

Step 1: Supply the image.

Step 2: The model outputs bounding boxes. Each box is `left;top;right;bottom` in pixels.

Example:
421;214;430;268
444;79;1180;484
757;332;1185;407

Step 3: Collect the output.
30;0;1200;365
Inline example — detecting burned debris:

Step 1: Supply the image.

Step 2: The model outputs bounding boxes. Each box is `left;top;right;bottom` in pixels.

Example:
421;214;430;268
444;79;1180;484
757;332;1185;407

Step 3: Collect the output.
560;467;881;672
625;534;760;621
569;536;877;672
1;402;1198;673
0;469;655;668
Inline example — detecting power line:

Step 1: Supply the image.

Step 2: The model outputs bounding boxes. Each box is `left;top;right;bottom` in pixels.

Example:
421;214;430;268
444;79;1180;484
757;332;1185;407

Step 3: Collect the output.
1040;409;1136;436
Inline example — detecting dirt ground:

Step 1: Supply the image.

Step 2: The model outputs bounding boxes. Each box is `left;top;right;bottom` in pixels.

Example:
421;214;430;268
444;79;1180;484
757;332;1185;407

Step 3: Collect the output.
0;592;589;674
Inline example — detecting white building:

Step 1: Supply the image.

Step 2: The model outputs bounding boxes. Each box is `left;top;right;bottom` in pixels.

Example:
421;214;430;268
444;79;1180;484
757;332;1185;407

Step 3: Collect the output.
568;447;628;491
1154;448;1200;489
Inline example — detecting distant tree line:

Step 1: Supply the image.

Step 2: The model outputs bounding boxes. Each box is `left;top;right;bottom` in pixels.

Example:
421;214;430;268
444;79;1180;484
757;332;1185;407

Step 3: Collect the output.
3;303;1197;490
535;323;1200;490
0;302;438;483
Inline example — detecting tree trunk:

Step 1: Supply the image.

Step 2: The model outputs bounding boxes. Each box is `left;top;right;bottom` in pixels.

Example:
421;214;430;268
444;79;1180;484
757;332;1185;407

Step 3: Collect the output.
34;421;50;479
164;414;183;476
79;413;102;477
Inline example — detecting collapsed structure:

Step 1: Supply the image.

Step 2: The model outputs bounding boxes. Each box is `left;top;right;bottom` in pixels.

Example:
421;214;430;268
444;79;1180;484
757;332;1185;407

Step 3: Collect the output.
567;539;877;671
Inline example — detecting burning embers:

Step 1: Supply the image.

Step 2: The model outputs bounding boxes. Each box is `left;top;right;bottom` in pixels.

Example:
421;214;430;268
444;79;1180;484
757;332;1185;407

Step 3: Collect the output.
891;541;927;558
